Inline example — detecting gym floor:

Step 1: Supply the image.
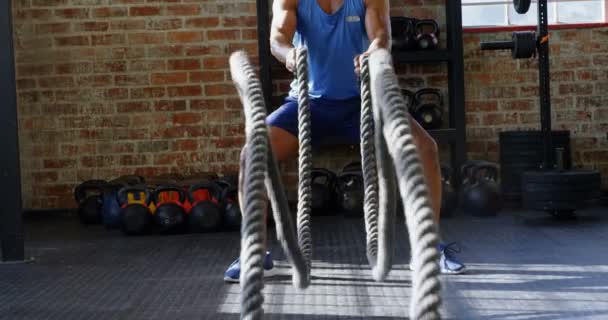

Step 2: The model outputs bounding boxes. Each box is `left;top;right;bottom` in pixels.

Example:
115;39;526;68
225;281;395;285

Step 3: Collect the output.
1;207;608;320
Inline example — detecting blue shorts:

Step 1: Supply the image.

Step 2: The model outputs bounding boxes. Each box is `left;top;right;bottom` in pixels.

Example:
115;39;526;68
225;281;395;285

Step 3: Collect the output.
267;96;361;147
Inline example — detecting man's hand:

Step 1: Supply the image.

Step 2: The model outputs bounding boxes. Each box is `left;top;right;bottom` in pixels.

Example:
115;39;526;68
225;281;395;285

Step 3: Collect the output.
286;48;297;73
353;52;371;77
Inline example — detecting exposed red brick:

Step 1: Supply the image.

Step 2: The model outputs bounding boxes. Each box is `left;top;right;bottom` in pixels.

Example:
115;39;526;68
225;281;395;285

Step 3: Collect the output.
186;17;220;28
129;6;161;16
167;85;202;97
167;4;200;16
168;31;203;43
168;59;201;70
151;72;188;85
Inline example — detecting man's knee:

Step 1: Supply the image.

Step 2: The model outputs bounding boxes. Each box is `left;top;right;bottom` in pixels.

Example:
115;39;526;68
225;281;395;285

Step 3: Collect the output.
269;126;299;162
418;134;439;158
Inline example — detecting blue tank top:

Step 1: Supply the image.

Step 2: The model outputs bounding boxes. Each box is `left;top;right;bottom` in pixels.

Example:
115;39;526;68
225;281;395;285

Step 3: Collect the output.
289;0;369;100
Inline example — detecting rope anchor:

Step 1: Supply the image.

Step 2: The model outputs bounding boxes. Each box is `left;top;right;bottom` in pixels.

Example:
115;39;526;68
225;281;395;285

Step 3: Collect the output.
229;48;442;320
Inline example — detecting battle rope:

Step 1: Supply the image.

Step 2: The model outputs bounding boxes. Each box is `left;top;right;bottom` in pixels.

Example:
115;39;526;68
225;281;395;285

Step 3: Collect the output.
295;48;313;277
360;55;396;282
230;50;310;320
230;48;442;320
368;49;442;319
230;51;269;320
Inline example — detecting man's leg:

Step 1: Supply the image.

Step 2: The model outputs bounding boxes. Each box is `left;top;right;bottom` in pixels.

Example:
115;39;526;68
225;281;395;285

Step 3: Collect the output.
409;116;466;274
225;97;301;283
408;117;442;224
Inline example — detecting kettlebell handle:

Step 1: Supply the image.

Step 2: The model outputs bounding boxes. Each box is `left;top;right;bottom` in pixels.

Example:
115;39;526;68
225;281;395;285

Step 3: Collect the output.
414;88;443;107
440;165;452;181
109;175;145;186
341;161;362;174
188;182;222;203
416;19;440;37
153;184;186;204
220;186;239;203
74;179;108;203
460;159;488;184
117;185;151;206
401;89;416;111
471;162;499;182
311;168;336;182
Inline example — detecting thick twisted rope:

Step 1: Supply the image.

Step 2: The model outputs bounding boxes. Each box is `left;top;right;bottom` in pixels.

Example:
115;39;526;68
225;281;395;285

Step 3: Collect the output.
230;51;269;320
230;51;310;320
360;55;396;282
368;49;442;320
296;48;313;276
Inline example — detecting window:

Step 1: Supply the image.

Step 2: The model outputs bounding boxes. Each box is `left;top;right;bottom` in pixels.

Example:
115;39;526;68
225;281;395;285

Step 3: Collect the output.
462;0;607;27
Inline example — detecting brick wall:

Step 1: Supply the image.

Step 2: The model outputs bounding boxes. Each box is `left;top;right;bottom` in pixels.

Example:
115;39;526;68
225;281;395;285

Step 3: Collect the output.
12;0;258;208
11;0;608;209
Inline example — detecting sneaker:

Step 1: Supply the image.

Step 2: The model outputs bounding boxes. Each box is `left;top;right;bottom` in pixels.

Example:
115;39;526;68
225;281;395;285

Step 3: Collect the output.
409;242;466;275
438;242;466;274
223;251;278;283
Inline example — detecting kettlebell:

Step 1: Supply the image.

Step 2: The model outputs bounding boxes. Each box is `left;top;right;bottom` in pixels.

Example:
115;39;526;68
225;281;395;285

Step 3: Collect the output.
117;185;151;235
440;166;458;218
462;162;502;217
458;160;485;208
412;88;443;130
311;168;337;215
102;183;123;229
216;176;241;231
188;182;223;233
401;89;416;113
102;175;145;228
74;180;107;225
416;19;440;50
153;185;187;234
337;162;364;217
390;16;418;51
220;183;241;231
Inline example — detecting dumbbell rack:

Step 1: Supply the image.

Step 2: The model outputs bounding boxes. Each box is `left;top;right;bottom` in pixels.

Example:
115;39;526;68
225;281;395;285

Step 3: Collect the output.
255;0;468;184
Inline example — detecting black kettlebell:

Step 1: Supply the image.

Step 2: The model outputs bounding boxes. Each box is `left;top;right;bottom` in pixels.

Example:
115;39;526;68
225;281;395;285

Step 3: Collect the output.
311;168;337;215
462;162;502;217
74;180;107;225
337;162;364;217
117;186;151;235
401;89;416;113
188;182;223;233
412;88;443;130
221;185;241;231
153;185;187;234
390;16;418;51
440;166;458;218
416;19;440;50
458;160;486;209
216;177;241;231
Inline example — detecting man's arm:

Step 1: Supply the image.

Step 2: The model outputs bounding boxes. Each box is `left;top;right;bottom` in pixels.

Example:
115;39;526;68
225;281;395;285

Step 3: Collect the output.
355;0;391;74
270;0;298;73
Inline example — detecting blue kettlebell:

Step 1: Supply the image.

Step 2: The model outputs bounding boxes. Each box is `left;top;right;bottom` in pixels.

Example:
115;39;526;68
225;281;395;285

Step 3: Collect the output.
102;184;122;228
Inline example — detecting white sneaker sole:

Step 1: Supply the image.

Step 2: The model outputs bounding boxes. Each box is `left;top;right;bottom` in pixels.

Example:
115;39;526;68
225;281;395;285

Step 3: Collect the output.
409;264;467;275
223;266;280;283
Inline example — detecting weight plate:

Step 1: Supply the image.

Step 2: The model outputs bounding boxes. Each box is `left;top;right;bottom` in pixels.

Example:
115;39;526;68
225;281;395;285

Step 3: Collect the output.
513;0;532;14
522;170;601;184
521;170;601;212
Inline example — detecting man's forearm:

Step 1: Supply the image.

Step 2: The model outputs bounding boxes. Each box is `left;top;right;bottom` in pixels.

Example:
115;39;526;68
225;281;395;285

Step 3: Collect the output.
270;37;295;64
367;33;390;53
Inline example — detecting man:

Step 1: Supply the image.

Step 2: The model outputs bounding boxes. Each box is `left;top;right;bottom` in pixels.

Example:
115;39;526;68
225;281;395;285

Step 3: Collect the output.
224;0;465;282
